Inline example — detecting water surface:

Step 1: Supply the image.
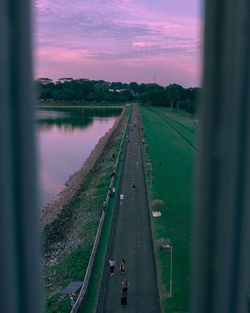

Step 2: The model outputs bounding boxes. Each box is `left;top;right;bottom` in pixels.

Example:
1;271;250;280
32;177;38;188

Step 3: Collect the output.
36;107;121;207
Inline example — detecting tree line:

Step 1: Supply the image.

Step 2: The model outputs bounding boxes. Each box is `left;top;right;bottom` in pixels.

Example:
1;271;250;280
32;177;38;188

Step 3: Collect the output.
137;83;200;114
35;78;200;114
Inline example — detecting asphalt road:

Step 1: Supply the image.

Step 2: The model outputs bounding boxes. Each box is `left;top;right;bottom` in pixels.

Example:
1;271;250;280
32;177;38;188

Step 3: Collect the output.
99;104;161;313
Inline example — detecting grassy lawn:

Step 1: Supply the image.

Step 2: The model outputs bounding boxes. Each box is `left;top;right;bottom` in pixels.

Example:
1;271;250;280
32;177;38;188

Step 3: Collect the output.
139;106;195;313
160;109;197;131
146;107;197;149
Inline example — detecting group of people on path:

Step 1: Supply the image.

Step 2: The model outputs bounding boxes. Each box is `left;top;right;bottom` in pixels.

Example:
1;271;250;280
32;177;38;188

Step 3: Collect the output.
109;258;130;308
106;111;140;309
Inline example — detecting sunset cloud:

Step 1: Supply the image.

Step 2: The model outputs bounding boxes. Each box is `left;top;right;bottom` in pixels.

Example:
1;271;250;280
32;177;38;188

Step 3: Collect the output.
33;0;202;86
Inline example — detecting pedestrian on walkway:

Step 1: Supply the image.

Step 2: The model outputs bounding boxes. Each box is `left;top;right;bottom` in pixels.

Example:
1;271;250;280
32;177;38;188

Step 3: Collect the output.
103;200;106;211
121;290;127;307
70;294;75;308
132;180;136;190
112;186;116;197
120;193;124;205
136;160;139;168
120;259;126;274
122;278;130;292
109;258;116;276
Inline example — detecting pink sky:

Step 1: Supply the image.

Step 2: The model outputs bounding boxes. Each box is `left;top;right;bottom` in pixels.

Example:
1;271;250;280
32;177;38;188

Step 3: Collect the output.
33;0;203;87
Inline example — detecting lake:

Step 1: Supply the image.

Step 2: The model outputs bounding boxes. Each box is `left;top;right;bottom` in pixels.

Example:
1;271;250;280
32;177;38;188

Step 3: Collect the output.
36;107;122;208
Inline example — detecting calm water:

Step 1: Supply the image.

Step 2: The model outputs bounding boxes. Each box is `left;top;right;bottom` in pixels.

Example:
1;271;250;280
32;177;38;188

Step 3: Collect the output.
36;107;121;208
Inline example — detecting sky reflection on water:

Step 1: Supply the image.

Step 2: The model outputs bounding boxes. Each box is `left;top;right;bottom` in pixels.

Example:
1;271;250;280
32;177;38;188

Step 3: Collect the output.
36;108;121;207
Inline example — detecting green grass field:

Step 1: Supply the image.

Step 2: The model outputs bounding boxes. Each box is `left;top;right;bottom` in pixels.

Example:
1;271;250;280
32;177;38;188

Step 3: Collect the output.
139;106;196;313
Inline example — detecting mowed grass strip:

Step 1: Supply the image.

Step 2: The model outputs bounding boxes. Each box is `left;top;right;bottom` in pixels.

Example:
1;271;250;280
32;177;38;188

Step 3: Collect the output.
159;108;197;131
148;107;197;149
140;106;195;313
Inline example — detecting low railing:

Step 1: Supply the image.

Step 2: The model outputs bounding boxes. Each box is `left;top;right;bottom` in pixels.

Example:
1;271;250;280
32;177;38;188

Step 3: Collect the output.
70;111;128;313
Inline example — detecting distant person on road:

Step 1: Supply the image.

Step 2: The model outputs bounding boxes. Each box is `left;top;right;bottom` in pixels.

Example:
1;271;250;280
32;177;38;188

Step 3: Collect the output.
70;294;75;308
108;187;112;198
136;160;139;168
109;258;116;276
132;180;136;190
120;259;126;274
120;193;124;205
103;200;107;211
121;290;127;307
122;278;130;292
112;186;116;197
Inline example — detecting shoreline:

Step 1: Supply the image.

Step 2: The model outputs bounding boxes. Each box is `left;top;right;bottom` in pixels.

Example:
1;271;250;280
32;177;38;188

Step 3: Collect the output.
37;105;124;109
40;107;125;228
42;106;129;311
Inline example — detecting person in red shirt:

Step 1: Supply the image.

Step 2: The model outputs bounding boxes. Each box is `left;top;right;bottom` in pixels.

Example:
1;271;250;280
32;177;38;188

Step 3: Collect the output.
132;180;136;190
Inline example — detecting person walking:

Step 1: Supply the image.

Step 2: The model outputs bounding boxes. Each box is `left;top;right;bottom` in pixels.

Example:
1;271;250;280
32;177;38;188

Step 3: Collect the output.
120;193;124;205
132;180;136;190
120;259;126;274
109;258;116;276
103;200;106;212
108;187;112;198
121;278;130;292
70;294;75;308
121;290;127;307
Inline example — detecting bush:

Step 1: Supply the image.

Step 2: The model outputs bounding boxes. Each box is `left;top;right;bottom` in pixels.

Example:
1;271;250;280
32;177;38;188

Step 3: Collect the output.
152;199;164;210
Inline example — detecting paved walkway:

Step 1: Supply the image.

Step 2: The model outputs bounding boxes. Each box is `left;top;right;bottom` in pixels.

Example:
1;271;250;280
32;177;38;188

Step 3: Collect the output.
98;104;161;313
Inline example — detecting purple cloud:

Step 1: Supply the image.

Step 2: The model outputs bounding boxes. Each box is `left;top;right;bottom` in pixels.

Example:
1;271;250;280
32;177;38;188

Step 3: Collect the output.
33;0;202;86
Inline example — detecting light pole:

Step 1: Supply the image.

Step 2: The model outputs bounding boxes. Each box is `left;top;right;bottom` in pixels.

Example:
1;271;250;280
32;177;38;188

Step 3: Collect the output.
165;244;173;297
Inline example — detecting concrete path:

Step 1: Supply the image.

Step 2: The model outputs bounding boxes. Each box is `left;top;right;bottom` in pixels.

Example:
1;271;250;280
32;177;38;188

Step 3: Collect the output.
98;104;161;313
